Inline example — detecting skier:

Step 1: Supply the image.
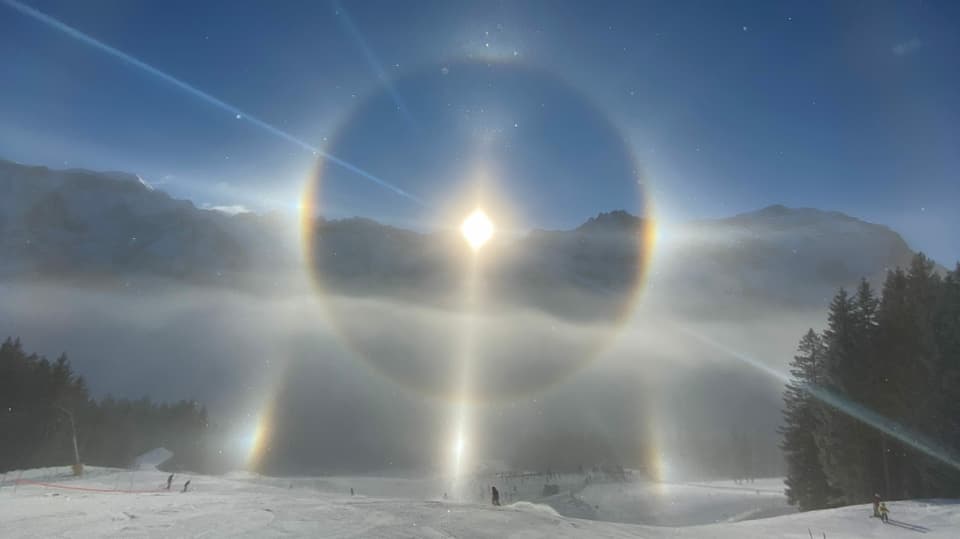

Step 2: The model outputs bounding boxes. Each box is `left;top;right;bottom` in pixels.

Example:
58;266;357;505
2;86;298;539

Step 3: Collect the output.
872;493;881;518
182;479;191;493
879;502;889;523
491;486;501;506
166;474;174;490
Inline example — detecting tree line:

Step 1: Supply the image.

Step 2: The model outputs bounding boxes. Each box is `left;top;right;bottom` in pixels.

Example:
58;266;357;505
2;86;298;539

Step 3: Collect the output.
781;253;960;510
0;337;213;473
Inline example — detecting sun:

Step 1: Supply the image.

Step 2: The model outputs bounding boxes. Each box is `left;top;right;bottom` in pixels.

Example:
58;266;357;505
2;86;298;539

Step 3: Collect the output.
461;209;494;250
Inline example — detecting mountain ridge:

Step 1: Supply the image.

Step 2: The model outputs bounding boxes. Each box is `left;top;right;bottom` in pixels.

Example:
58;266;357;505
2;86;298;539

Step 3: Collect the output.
0;159;925;318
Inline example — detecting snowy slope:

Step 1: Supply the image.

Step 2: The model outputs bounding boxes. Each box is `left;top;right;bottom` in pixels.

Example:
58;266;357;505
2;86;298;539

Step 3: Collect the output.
576;478;796;526
1;467;956;538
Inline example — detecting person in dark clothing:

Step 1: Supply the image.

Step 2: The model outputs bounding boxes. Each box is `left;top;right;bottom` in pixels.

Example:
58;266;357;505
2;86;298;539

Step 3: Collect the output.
491;486;500;506
182;479;191;493
166;474;174;491
873;494;881;517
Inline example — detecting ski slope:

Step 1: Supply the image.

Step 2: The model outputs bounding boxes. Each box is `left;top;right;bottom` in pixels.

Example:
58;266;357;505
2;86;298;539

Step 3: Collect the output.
1;467;956;538
576;478;796;525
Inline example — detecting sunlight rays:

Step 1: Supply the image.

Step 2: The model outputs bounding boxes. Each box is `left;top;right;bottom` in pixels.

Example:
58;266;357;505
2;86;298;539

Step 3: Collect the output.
672;323;960;472
1;0;424;206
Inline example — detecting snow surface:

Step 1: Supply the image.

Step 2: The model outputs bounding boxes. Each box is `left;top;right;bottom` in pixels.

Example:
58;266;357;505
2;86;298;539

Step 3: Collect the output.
576;478;796;526
1;467;957;538
0;467;960;539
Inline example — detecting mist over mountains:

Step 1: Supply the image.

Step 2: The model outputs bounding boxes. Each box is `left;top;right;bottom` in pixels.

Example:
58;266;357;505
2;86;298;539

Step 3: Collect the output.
0;159;917;316
0;159;927;475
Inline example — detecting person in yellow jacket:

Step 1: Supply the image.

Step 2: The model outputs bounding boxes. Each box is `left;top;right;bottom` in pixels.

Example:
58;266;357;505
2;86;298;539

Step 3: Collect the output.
879;502;890;523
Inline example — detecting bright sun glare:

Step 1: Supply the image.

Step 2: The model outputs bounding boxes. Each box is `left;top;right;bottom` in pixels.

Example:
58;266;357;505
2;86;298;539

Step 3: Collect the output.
454;434;465;460
460;209;494;250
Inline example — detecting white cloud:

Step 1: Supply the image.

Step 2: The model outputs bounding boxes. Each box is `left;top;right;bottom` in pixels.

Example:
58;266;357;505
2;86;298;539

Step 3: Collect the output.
892;38;922;56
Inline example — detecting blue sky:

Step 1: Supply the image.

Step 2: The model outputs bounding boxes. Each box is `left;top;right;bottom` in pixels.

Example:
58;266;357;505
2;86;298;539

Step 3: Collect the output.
1;0;958;262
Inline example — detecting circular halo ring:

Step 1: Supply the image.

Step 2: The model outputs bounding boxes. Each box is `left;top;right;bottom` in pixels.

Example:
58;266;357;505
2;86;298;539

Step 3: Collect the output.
299;61;657;404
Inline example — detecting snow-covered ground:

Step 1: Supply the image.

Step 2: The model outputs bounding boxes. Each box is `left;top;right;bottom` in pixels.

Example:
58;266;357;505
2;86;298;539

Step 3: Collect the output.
1;467;957;538
576;478;796;526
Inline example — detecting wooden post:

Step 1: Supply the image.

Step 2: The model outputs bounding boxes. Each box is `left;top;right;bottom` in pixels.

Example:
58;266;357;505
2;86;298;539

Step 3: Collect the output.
54;406;83;476
13;470;23;494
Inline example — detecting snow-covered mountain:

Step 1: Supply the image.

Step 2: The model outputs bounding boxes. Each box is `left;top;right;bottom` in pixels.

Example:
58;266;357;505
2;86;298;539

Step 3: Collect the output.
648;204;917;316
0;160;922;316
0;160;247;284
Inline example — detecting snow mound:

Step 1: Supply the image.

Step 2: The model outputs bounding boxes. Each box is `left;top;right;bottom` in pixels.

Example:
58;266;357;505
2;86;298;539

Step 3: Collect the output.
507;501;562;518
131;447;173;470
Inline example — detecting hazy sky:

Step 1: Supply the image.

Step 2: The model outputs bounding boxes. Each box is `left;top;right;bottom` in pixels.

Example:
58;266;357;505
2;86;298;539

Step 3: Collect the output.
1;0;958;261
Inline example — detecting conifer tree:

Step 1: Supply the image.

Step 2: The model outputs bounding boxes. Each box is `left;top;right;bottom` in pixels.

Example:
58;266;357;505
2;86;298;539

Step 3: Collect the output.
781;329;837;509
814;288;873;503
0;338;215;474
932;264;960;494
786;254;960;505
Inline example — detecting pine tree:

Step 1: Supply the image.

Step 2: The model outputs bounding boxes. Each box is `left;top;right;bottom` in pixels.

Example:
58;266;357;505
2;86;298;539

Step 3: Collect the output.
853;278;879;336
872;254;944;497
900;254;960;497
932;264;960;494
0;337;217;474
783;255;960;505
814;288;873;503
849;279;888;499
781;329;837;509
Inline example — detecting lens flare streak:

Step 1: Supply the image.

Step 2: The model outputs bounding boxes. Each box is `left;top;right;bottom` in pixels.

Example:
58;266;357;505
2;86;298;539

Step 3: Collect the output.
332;0;417;128
673;323;960;471
2;0;425;206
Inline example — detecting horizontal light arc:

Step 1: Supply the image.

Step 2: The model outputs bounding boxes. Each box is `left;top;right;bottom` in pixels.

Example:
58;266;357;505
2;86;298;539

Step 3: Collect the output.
672;323;960;471
3;0;425;207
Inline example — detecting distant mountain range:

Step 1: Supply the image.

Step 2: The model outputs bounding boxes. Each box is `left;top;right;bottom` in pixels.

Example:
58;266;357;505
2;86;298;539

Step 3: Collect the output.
0;159;919;318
